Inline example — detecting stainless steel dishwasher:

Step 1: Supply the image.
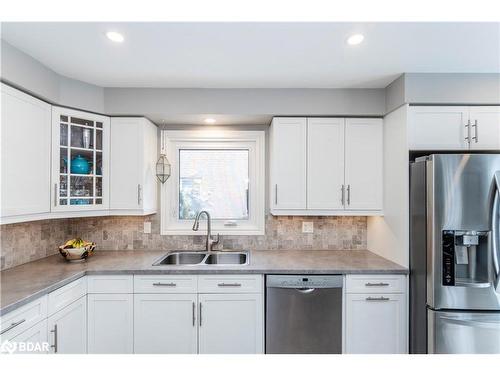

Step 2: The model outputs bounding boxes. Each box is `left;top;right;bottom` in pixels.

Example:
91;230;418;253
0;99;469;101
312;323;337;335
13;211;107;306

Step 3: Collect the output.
266;275;343;354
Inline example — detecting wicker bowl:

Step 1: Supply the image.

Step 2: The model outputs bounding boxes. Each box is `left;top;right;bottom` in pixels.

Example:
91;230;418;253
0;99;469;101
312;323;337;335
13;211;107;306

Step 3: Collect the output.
58;243;95;262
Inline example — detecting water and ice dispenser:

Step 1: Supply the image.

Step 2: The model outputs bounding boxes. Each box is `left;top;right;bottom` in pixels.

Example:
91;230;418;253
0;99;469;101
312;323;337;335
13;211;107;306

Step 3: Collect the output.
442;230;491;287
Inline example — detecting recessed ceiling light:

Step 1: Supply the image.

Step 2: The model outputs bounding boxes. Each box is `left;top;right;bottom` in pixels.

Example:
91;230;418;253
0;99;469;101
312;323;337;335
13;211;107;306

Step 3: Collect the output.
347;34;364;46
106;31;124;43
204;118;216;124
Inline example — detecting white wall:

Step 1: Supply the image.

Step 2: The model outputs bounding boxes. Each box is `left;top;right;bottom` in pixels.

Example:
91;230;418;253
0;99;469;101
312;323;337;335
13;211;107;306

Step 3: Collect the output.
367;105;409;267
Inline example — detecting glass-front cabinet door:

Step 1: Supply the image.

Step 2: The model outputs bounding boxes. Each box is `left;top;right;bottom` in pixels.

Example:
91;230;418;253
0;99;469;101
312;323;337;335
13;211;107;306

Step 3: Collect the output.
51;107;110;211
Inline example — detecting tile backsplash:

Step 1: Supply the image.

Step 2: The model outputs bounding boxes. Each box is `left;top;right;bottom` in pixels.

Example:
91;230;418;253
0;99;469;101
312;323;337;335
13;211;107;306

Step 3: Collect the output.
0;214;366;270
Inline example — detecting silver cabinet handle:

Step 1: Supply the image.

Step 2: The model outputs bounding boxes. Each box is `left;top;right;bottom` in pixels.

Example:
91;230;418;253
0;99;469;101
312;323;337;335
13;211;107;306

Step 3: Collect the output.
274;184;278;205
341;185;345;205
0;319;26;335
199;302;202;327
366;296;390;301
347;185;351;206
365;282;390;287
192;301;196;327
465;119;471;143
54;183;58;206
137;184;142;205
217;283;242;287
152;282;176;287
472;119;478;143
50;324;58;353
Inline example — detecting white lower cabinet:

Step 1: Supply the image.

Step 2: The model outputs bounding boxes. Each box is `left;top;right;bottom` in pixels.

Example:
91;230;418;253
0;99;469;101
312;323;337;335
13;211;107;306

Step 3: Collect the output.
198;293;263;354
345;294;406;354
87;293;134;354
4;320;49;354
47;296;87;354
132;274;264;354
134;294;198;354
344;275;407;354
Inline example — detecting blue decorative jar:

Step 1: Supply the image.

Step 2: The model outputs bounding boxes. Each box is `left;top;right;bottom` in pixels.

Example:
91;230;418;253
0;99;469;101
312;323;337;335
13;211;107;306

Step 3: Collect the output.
70;155;91;174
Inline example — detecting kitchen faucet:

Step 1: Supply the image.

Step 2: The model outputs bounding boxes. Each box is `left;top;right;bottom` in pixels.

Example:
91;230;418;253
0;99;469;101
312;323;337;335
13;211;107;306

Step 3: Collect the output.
192;211;220;252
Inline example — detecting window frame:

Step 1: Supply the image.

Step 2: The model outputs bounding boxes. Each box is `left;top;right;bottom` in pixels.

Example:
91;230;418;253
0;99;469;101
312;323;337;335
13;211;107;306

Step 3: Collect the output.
161;129;265;235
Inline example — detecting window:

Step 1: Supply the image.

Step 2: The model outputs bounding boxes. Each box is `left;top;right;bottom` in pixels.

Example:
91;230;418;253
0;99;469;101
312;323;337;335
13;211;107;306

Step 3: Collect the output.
161;130;265;235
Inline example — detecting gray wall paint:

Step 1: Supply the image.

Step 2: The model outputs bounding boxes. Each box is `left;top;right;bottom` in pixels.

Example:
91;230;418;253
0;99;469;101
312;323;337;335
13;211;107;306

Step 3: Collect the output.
404;73;500;105
385;73;500;112
385;74;405;113
1;40;105;113
1;40;60;101
58;75;104;113
3;40;500;121
104;87;386;121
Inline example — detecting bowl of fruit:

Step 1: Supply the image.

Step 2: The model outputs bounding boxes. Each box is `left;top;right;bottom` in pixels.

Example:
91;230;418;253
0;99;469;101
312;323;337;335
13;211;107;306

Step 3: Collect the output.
59;238;95;262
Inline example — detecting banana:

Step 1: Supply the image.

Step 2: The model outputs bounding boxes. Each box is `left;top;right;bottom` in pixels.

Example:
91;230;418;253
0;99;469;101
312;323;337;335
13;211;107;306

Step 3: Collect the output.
63;238;90;248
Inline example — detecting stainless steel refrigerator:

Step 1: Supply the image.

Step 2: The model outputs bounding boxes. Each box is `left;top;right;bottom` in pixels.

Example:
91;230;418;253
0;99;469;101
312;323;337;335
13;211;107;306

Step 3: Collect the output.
410;154;500;354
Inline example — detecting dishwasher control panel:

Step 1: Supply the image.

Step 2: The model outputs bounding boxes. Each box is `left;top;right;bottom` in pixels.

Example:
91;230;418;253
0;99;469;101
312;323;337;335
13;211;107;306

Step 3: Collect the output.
266;275;343;288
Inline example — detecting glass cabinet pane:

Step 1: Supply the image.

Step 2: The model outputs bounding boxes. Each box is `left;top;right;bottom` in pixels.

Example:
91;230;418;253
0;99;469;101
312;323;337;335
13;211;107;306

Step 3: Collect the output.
69;150;93;175
96;177;102;197
60;123;68;146
70;125;94;149
96;129;102;150
95;152;102;175
71;116;94;127
59;175;68;197
60;147;68;173
56;111;105;209
70;176;94;197
70;198;93;205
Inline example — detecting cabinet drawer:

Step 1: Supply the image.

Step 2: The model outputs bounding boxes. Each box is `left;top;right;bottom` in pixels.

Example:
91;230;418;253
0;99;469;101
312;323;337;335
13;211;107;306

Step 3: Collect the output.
87;275;133;294
198;275;263;294
1;296;48;340
134;275;198;294
48;277;87;316
346;274;405;294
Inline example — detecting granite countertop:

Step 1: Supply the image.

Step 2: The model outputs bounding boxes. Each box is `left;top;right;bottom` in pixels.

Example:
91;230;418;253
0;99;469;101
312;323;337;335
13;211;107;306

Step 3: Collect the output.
0;249;407;316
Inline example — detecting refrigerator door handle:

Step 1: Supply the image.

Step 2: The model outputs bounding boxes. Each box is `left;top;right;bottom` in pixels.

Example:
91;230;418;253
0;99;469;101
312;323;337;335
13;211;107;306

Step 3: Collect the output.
441;316;500;330
493;171;500;294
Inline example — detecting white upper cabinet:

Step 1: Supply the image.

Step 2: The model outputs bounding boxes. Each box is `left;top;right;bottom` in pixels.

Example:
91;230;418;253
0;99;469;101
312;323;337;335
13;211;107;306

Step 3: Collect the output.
345;119;383;211
468;107;500;150
408;106;500;151
270;117;383;215
269;117;307;210
51;106;110;212
408;106;469;150
307;118;345;210
110;117;158;214
1;84;51;223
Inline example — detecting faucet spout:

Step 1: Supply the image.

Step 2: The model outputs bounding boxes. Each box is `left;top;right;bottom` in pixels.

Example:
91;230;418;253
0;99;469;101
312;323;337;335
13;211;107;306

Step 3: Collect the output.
192;211;220;252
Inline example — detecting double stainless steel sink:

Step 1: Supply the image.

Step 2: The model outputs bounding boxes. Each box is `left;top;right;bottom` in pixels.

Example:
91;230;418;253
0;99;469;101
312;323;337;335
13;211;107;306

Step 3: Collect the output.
152;251;249;266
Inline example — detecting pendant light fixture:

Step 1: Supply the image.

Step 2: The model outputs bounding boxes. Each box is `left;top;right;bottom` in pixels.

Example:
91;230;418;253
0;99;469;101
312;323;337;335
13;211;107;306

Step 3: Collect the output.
156;153;171;183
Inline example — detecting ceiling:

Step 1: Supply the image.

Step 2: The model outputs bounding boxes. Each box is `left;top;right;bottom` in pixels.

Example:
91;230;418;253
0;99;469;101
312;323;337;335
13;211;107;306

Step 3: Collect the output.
2;22;499;89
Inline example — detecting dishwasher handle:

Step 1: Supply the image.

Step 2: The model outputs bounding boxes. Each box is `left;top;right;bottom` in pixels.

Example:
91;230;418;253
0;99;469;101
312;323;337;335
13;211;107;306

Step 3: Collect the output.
295;288;316;294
